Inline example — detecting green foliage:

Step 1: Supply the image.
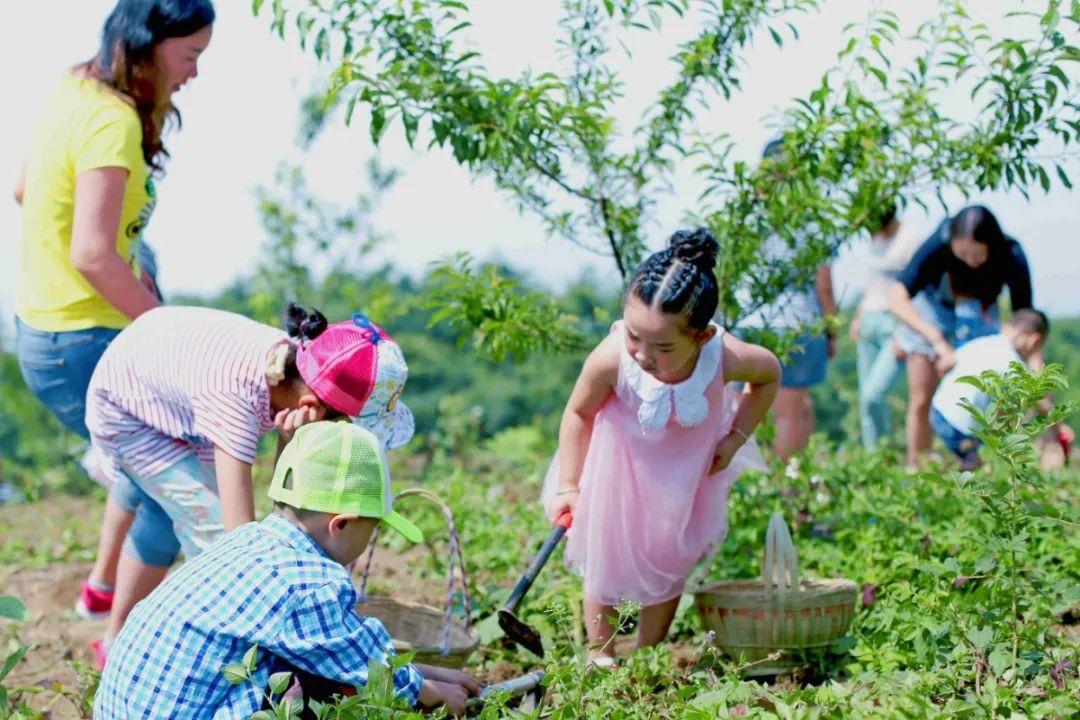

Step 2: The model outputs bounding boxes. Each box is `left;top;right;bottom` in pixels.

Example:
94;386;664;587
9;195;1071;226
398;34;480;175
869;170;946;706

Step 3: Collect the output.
224;643;420;719
953;363;1076;673
0;596;31;718
259;418;1079;717
257;0;1079;347
424;253;586;363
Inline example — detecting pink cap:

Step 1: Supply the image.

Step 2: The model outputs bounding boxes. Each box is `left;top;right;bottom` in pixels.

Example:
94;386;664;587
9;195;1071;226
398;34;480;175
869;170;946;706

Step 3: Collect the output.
295;313;414;449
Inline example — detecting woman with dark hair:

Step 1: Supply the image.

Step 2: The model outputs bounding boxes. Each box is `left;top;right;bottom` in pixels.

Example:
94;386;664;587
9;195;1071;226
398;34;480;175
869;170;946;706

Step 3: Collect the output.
13;0;214;662
889;205;1035;467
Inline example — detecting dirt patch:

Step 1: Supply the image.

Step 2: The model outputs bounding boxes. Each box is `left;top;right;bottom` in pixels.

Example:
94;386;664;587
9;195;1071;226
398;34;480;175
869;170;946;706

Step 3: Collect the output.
1;562;100;718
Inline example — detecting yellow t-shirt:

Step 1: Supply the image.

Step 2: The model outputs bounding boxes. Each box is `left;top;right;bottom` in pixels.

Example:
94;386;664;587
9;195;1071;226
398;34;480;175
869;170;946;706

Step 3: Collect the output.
17;72;156;332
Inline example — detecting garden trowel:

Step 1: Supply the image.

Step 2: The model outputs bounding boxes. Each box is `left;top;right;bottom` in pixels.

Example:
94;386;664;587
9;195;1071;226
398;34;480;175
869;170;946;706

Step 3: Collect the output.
497;511;573;657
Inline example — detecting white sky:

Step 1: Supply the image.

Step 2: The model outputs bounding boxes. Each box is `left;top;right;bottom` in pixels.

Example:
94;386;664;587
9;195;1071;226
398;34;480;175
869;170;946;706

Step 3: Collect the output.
2;0;1078;339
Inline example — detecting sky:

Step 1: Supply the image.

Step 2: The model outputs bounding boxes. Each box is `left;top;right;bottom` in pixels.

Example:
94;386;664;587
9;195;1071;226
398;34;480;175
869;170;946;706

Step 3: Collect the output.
2;0;1078;340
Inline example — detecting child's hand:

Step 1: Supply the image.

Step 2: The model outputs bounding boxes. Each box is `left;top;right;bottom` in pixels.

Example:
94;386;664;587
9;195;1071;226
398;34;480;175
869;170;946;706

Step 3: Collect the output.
274;406;319;444
415;664;483;695
709;432;745;474
932;340;956;375
892;335;907;361
848;316;861;341
419;679;469;716
546;485;579;524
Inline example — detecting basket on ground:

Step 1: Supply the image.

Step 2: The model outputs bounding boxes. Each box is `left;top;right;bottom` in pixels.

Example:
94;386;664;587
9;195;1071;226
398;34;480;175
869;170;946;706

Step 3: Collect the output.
355;489;480;669
693;512;857;675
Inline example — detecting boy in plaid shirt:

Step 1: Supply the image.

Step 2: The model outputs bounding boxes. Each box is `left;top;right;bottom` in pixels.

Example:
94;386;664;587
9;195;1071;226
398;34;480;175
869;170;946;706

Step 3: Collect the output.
94;422;481;718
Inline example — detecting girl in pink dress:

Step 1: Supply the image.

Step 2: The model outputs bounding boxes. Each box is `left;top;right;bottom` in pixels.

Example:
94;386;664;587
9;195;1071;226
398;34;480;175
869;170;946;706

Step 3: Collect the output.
544;228;781;662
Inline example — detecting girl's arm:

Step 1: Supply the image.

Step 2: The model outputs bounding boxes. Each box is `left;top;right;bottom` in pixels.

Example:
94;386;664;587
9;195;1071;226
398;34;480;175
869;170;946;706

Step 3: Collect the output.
549;336;619;518
70;167;160;320
215;447;256;531
712;333;782;473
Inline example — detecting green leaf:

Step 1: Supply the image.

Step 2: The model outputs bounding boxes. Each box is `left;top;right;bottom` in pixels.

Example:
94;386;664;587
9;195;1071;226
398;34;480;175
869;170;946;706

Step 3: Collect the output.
689;690;727;708
268;671;293;696
1057;164;1073;189
0;645;30;683
403;112;419;147
243;645;260;672
222;663;249;685
252;0;266;15
769;26;783;48
0;596;28;621
370;106;387;145
988;647;1011;675
967;626;993;648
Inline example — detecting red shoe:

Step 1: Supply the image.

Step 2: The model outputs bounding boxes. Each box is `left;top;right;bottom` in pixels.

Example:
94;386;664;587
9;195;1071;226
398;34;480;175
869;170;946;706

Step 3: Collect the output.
75;581;114;621
91;639;109;670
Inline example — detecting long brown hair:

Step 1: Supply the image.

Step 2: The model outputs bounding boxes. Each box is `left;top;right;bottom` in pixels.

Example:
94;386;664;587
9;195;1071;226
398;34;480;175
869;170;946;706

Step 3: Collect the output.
81;0;215;174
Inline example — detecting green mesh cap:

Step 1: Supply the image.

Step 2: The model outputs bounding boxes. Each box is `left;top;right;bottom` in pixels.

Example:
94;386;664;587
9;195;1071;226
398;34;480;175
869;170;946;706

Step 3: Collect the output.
269;422;423;543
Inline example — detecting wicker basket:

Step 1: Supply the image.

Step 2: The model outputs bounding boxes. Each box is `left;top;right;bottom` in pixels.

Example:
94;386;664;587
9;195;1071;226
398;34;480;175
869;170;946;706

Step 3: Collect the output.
693;512;857;675
355;489;480;669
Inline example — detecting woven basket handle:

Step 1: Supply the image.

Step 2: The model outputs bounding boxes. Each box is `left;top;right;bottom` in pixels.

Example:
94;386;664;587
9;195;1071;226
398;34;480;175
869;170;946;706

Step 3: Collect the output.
762;512;800;599
358;488;474;655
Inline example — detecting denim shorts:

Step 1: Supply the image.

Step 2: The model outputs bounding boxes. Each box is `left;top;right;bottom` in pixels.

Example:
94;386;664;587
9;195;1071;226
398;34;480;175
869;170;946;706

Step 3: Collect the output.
111;469;181;568
780;333;829;389
896;293;1000;359
123;454;223;562
15;319;121;439
930;408;981;468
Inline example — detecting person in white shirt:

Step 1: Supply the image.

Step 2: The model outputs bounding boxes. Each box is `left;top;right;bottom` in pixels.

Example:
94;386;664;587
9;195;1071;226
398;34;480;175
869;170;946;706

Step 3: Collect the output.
930;309;1070;469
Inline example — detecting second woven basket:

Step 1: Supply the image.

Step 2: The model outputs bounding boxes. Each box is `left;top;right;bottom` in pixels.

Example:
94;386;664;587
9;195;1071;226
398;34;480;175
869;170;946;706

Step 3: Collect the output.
693;512;857;676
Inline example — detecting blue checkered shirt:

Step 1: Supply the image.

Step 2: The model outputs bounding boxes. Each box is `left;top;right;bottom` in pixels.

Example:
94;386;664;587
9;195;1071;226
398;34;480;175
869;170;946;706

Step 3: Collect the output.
94;514;423;718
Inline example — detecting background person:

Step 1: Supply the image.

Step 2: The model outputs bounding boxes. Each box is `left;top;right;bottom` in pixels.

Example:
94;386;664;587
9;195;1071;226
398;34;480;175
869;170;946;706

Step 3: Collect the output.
889;205;1034;467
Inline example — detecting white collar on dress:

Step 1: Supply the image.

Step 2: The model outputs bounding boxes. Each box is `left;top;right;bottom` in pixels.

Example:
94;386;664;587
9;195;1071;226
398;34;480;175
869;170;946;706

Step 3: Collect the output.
620;324;724;431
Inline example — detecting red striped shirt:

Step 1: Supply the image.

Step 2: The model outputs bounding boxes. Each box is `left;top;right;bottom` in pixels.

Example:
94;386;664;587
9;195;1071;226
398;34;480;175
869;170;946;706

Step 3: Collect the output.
86;306;288;482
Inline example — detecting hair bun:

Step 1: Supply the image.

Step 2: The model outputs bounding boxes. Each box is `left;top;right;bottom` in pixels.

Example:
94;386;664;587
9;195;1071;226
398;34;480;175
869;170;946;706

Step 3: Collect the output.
669;228;719;271
284;303;329;342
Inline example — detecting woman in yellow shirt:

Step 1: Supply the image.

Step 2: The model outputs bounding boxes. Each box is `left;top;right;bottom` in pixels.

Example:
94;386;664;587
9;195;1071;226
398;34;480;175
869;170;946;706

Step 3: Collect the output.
14;0;214;665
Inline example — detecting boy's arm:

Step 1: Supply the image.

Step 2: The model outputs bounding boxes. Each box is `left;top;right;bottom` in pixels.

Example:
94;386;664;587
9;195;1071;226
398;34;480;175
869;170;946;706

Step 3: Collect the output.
214;448;255;531
269;582;424;707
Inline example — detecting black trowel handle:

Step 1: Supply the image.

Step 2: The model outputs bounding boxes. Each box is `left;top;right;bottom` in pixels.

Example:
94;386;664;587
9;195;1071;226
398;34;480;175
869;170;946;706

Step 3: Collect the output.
502;512;573;613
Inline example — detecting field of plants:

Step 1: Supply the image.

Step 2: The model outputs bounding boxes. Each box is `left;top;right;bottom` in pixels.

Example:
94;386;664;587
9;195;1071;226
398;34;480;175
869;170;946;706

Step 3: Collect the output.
3;0;1080;716
1;350;1077;718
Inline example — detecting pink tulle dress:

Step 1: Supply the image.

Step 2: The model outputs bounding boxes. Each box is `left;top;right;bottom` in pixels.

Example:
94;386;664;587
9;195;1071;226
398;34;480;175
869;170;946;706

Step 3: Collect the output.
542;321;765;606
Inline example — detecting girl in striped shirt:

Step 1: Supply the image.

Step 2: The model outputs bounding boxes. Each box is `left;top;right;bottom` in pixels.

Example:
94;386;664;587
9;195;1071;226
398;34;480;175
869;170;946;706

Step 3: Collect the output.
83;303;414;666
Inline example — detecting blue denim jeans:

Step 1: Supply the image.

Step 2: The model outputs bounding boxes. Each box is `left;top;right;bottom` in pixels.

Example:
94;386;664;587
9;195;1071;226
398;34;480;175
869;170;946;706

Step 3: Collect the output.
855;310;902;449
112;465;182;567
15;319;120;439
930;408;981;469
780;333;829;389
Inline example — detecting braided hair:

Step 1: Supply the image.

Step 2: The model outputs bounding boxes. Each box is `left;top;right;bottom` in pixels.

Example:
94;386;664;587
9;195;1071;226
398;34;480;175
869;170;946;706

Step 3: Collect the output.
627;228;720;330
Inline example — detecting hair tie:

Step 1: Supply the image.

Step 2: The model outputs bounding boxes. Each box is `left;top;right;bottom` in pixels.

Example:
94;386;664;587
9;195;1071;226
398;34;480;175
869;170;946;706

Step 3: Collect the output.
265;343;291;386
285;303;328;344
352;312;382;343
